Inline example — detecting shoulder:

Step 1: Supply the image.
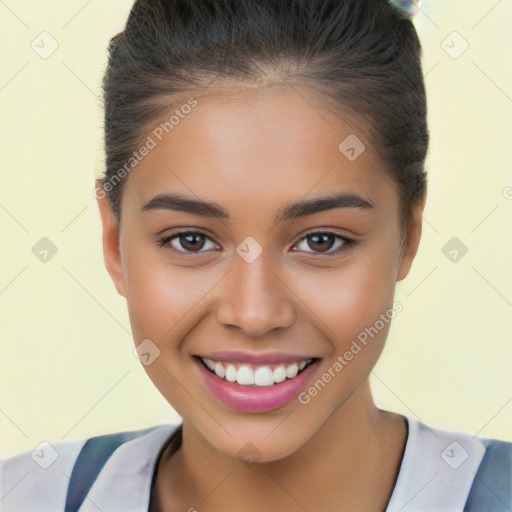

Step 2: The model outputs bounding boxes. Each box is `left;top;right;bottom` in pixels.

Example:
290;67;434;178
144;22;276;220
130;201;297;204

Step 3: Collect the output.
416;421;512;509
0;424;178;512
0;436;87;512
387;416;511;512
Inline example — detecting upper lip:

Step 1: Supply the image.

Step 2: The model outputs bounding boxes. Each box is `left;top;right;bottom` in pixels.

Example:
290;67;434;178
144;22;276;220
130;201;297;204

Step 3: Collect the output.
194;351;318;365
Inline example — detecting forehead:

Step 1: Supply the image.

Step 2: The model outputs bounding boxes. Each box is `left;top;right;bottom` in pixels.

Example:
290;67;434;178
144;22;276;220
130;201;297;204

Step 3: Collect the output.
122;87;396;218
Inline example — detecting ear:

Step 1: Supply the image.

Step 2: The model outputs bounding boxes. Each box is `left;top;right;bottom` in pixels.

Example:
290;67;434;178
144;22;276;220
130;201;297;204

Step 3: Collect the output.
397;191;427;282
96;181;126;297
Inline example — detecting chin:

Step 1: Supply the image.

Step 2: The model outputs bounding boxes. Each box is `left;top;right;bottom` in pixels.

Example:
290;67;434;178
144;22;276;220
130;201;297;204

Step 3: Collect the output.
198;417;316;465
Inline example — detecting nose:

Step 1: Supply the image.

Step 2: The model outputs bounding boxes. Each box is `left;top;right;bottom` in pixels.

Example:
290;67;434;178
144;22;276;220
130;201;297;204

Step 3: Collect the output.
216;250;296;338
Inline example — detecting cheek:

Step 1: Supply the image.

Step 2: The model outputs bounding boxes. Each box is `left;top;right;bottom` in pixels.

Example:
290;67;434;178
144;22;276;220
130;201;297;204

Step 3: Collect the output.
122;243;196;342
296;243;399;352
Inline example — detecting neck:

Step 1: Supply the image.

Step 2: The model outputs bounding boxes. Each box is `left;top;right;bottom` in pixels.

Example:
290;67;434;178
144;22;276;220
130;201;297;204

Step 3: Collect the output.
158;380;407;511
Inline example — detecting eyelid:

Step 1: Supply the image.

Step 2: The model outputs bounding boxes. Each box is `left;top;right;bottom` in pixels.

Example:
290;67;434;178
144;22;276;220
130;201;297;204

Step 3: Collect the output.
295;227;353;243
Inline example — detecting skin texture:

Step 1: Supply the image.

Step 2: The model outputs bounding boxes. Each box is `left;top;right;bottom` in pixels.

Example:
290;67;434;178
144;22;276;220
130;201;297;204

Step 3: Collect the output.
97;85;425;511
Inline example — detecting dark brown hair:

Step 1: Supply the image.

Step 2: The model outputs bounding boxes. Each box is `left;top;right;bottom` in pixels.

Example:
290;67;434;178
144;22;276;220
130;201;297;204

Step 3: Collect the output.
98;0;428;234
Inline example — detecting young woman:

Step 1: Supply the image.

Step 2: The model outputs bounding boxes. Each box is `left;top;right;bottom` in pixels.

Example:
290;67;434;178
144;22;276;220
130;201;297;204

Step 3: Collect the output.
1;1;510;511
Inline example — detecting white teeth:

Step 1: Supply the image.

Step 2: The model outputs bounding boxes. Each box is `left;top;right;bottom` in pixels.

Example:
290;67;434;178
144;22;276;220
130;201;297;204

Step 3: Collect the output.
202;357;313;387
286;362;299;379
225;364;237;382
204;358;216;371
236;365;255;385
214;362;226;379
272;365;287;383
254;366;274;387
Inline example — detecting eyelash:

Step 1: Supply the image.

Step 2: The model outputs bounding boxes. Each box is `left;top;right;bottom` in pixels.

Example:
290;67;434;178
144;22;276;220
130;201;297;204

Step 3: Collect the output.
157;230;355;257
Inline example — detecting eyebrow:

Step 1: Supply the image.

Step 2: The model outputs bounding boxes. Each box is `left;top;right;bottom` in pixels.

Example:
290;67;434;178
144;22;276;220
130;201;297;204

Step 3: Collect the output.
140;191;374;224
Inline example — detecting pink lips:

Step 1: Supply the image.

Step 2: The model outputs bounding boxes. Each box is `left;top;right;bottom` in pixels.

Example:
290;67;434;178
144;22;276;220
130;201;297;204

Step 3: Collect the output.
194;356;319;413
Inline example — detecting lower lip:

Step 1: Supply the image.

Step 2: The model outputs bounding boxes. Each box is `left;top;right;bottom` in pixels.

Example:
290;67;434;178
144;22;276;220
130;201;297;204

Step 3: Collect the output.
195;358;319;413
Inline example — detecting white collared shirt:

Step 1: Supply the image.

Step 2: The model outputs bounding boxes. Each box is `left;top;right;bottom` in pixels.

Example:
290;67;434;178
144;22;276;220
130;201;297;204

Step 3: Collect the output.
0;416;502;511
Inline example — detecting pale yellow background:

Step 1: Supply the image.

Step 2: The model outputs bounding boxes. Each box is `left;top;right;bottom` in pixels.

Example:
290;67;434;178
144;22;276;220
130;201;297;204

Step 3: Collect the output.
1;1;511;457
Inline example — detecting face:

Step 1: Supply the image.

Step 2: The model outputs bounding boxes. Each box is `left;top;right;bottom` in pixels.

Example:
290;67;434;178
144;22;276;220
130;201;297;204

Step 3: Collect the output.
97;87;424;462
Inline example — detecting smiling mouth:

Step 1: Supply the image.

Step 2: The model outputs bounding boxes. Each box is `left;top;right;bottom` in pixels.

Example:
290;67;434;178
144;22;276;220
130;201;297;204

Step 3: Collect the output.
195;356;318;387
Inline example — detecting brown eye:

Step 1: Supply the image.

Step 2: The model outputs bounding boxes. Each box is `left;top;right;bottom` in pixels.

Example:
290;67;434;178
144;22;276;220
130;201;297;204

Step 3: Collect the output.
307;233;336;252
293;232;352;256
177;233;206;252
158;231;220;254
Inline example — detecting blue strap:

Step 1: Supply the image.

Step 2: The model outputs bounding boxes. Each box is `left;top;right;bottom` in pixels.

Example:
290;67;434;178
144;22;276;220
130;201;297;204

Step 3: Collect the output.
64;427;157;512
464;439;512;511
